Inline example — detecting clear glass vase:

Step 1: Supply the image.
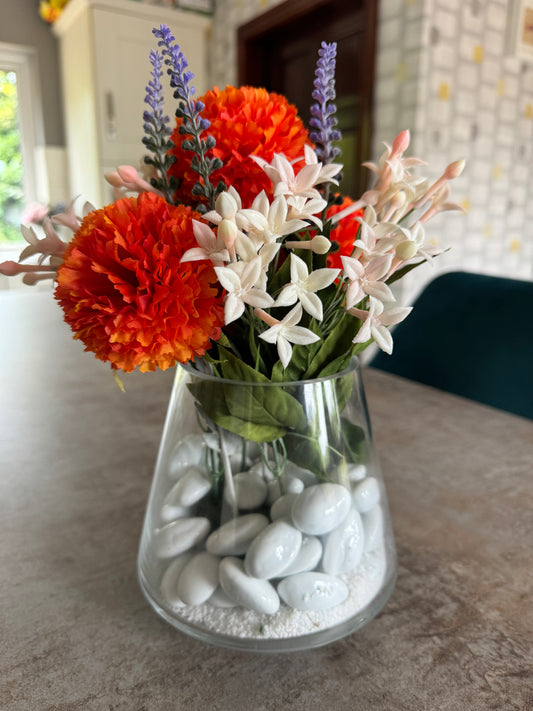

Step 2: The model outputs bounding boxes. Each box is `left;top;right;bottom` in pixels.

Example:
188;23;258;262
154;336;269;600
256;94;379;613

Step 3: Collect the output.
137;358;396;652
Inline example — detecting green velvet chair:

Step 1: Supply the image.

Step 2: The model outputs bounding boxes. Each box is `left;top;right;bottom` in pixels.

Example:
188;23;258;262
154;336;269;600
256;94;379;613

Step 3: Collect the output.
369;271;533;420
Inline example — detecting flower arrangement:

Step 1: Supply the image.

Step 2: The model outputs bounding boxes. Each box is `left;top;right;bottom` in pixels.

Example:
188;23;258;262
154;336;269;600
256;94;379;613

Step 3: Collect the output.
0;27;463;383
2;27;466;641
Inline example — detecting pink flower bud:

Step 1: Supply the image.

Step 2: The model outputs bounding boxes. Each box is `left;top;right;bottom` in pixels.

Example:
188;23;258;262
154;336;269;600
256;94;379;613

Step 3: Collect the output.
444;159;465;180
391;130;410;156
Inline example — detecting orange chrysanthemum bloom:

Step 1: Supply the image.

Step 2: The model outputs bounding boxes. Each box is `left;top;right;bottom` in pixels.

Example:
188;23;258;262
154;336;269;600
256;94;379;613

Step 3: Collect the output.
326;196;364;270
168;86;310;208
55;193;224;373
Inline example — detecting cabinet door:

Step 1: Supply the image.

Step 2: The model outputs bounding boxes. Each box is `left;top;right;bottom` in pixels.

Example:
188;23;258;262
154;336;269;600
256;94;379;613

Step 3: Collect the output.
93;8;209;169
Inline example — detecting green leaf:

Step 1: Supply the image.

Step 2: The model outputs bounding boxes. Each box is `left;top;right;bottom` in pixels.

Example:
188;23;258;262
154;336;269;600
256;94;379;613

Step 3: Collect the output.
303;312;360;379
340;418;367;463
190;347;307;442
188;381;287;442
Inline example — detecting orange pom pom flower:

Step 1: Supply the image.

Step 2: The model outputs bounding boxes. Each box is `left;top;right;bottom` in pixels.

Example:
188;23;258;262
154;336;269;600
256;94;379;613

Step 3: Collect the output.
55;192;224;372
168;86;310;208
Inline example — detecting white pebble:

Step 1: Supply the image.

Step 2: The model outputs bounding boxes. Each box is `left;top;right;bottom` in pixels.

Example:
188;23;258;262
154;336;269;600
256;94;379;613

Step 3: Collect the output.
172;466;211;507
280;473;305;495
229;453;253;472
347;463;367;482
160;503;192;524
177;552;220;606
266;479;281;504
153;517;210;558
352;477;381;513
207;586;239;608
322;507;365;575
270;493;299;522
278;572;349;611
206;514;269;556
244;520;302;579
283;461;317;486
160;551;194;609
232;471;268;510
160;481;194;523
249;460;275;481
362;505;384;552
168;434;205;478
279;536;322;576
291;483;351;535
219;557;280;615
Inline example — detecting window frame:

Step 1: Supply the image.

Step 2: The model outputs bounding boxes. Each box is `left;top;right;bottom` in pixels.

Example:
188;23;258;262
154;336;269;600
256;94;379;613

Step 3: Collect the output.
0;41;48;249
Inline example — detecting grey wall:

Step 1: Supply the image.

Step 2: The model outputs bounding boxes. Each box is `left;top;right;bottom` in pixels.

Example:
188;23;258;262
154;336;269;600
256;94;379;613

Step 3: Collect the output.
0;0;65;146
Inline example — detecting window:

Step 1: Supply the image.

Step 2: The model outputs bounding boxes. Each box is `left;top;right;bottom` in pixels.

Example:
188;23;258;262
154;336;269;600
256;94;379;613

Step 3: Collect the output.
0;42;46;248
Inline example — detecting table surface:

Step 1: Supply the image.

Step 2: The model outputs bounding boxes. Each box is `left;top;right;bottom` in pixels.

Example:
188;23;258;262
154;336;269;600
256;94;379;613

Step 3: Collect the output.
1;291;532;711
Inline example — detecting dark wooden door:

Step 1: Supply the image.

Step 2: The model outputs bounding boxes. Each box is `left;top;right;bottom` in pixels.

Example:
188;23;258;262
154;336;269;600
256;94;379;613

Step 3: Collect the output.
238;0;378;199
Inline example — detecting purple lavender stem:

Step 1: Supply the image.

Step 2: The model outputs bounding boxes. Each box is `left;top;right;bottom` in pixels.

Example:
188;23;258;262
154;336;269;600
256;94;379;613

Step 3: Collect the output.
309;42;342;165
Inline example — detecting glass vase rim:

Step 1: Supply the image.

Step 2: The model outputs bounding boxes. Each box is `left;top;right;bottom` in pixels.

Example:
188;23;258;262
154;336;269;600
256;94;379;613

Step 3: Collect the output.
181;356;361;387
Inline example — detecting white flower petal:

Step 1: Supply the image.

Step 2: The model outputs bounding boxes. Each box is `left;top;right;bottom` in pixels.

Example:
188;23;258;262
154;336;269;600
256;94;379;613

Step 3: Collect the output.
306;267;340;291
275;285;298;308
284;326;320;346
215;266;241;292
379;305;412;326
372;324;393;354
277;336;293;369
224;293;245;324
365;281;395;302
298;291;323;320
243;289;275;309
290;253;309;283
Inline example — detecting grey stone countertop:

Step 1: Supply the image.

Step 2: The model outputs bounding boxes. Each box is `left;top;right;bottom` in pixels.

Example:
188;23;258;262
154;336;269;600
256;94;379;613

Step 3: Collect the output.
1;291;532;711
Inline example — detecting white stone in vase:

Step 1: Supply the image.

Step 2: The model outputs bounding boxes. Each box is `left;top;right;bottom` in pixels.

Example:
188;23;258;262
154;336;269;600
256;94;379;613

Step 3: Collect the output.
219;557;280;615
266;479;282;504
160;551;194;609
153;517;211;558
283;461;317;487
280;473;305;495
244;520;302;579
322;507;365;575
347;463;367;482
177;551;220;606
206;514;269;556
229;453;253;472
232;470;268;510
160;502;192;524
278;535;323;576
352;477;381;513
361;505;384;552
249;459;275;481
168;434;205;479
172;466;211;507
291;483;351;535
207;586;239;608
270;493;299;522
161;481;195;523
278;572;349;611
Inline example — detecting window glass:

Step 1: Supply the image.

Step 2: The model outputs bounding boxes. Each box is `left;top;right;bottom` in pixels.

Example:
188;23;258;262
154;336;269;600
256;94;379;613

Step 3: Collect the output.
0;69;24;244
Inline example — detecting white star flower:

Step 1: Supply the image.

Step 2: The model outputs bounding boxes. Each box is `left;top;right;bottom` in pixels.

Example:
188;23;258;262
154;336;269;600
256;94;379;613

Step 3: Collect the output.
275;253;340;321
181;219;230;265
286;195;327;228
349;296;412;354
240;194;308;247
341;254;394;309
255;304;320;369
215;257;274;324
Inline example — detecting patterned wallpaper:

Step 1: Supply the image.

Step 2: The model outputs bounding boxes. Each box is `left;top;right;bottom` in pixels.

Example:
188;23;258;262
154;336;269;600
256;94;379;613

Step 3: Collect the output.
209;0;532;301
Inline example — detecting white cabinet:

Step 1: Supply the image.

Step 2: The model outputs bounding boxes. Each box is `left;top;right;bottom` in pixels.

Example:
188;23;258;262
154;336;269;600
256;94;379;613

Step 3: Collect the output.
54;0;211;207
